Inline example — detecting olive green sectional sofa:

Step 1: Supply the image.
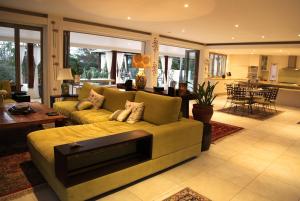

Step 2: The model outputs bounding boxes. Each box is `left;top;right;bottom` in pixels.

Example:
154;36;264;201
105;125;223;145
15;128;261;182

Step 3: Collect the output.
27;83;203;201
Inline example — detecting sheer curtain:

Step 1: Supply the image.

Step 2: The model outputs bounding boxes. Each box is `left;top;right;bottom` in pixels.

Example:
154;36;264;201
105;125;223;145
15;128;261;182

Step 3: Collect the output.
20;46;26;90
167;57;173;87
28;46;40;99
159;56;166;88
116;53;124;83
105;52;112;80
100;54;106;71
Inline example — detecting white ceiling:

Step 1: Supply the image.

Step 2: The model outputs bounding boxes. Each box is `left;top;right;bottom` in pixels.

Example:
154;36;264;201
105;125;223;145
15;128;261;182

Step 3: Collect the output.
1;0;300;44
209;45;300;55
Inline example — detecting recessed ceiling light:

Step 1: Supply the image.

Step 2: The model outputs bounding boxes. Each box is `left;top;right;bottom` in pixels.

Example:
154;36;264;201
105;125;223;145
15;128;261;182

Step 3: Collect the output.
184;4;189;8
298;34;300;37
279;49;283;52
182;29;185;33
261;35;265;39
231;37;235;40
234;24;239;28
127;16;131;20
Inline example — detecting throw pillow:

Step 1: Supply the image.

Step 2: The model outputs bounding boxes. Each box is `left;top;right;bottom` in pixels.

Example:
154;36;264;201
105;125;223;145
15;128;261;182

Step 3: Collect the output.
109;108;132;122
76;100;94;111
125;100;145;124
88;89;105;109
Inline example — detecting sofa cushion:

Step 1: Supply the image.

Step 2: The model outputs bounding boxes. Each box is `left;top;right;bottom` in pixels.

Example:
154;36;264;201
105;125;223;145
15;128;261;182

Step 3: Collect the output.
53;101;78;117
78;82;104;101
102;88;136;112
88;89;105;109
75;100;93;111
125;100;145;124
70;109;112;124
134;91;182;125
27;120;156;166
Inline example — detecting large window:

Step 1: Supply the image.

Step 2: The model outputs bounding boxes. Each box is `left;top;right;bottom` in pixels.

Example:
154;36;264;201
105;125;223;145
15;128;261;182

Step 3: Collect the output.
158;45;199;90
209;52;227;77
0;27;15;82
0;25;42;101
65;31;143;84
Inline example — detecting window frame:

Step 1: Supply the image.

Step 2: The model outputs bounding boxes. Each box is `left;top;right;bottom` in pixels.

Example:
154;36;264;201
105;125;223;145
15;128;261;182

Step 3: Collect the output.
209;52;227;78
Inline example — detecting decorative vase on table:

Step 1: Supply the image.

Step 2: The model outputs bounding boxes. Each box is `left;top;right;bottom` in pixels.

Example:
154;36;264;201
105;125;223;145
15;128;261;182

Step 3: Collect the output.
132;54;151;90
192;81;218;151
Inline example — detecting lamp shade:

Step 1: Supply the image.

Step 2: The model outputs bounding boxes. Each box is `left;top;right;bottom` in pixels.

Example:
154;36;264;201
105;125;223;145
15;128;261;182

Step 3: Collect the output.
132;54;151;68
57;68;73;81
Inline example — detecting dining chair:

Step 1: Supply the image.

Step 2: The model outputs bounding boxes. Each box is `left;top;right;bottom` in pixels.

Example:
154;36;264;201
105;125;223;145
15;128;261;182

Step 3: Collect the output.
269;87;279;112
231;87;248;113
223;84;233;108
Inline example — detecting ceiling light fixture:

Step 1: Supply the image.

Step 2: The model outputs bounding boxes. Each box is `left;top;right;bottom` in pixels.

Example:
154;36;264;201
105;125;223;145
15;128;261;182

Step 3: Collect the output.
234;24;239;28
184;4;189;8
298;34;300;37
231;37;235;40
261;35;265;39
127;16;131;20
279;49;283;52
182;29;185;33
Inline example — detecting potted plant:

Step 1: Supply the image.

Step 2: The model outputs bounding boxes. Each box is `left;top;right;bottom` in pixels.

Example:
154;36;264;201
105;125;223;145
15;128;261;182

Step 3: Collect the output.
192;81;218;123
71;60;83;83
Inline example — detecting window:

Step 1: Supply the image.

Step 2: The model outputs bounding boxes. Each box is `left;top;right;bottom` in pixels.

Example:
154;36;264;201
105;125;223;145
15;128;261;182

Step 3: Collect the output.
209;53;227;77
158;45;199;90
0;24;43;102
65;31;143;84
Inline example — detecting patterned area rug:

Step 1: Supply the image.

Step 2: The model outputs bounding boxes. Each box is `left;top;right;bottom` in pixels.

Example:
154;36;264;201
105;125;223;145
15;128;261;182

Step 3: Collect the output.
0;142;45;199
218;106;282;120
163;187;211;201
211;121;243;142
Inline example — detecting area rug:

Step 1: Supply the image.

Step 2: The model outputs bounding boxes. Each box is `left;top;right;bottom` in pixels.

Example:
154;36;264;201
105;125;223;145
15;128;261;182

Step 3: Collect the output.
218;106;282;120
210;121;243;142
0;142;45;199
163;187;211;201
189;117;244;142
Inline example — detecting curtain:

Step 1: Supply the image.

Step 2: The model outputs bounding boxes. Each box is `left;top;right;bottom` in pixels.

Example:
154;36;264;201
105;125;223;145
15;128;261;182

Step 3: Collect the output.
116;53;124;83
20;46;26;87
160;56;165;88
105;51;113;79
179;57;183;82
28;46;40;99
100;54;106;71
167;57;173;86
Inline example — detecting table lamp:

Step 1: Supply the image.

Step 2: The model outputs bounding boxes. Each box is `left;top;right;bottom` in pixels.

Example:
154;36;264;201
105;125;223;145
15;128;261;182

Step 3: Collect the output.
132;54;151;90
57;68;74;95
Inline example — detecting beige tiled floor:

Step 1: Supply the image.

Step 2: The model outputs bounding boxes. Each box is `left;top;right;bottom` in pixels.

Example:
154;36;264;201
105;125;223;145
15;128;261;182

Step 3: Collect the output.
8;96;300;201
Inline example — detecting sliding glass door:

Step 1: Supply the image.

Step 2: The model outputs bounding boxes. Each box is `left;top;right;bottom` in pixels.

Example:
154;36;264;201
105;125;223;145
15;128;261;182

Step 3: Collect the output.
0;23;43;102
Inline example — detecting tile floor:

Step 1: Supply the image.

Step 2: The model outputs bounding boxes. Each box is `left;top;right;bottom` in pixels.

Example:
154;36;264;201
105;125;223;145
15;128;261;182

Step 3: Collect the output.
9;96;300;201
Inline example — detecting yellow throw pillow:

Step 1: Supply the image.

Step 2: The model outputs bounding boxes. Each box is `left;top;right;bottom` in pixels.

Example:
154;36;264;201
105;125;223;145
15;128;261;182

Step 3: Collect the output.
76;100;93;111
125;100;145;124
78;82;104;101
109;108;132;122
88;89;105;109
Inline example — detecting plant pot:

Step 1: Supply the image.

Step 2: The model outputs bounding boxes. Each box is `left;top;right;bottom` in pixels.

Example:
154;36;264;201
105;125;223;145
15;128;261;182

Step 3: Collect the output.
201;123;212;151
192;104;214;124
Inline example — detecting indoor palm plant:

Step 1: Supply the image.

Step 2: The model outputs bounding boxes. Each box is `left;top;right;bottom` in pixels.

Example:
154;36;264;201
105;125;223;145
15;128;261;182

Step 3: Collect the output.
192;81;218;123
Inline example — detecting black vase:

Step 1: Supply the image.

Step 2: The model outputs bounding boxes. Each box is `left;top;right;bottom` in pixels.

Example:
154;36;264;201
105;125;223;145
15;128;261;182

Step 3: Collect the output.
201;123;212;151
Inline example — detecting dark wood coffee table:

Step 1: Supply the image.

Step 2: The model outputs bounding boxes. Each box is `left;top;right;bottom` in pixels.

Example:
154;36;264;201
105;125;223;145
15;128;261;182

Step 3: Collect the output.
0;102;66;129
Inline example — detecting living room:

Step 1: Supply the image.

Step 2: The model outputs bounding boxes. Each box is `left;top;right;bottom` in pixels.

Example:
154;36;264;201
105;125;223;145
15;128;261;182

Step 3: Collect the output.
0;1;300;201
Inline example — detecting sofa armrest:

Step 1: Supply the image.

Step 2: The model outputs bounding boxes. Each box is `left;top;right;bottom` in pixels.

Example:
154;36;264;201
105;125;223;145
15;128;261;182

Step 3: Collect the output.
147;118;203;159
50;94;78;108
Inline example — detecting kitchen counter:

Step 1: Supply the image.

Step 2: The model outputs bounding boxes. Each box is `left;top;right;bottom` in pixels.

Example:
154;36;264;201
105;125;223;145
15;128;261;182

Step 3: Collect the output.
258;81;300;90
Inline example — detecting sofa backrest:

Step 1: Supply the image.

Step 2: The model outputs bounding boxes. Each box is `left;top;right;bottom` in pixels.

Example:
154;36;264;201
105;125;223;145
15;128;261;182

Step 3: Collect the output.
102;88;136;112
0;80;12;98
78;82;104;101
134;91;182;125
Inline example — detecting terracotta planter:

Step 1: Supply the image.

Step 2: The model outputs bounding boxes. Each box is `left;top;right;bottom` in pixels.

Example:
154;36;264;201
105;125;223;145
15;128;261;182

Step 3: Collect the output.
192;104;214;123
